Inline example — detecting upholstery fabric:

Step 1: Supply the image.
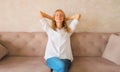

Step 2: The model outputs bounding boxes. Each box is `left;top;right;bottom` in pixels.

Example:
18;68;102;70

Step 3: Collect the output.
0;44;8;60
70;57;120;72
71;32;110;56
102;34;120;65
0;57;50;72
0;32;47;56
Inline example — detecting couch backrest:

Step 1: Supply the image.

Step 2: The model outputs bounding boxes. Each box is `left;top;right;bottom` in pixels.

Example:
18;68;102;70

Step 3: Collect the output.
0;32;114;57
0;32;47;57
71;32;111;56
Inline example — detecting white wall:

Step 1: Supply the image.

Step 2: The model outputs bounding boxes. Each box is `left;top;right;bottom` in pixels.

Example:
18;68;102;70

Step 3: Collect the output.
0;0;120;32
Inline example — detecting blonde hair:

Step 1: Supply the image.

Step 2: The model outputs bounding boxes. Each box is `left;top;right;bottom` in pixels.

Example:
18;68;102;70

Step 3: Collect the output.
51;9;71;33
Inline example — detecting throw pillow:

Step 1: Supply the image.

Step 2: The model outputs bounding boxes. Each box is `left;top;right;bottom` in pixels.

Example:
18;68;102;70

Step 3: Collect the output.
0;44;8;60
102;34;120;65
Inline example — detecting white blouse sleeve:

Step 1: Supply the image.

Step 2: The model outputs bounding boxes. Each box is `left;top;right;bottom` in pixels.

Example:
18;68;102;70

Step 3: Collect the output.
40;18;51;32
69;19;79;32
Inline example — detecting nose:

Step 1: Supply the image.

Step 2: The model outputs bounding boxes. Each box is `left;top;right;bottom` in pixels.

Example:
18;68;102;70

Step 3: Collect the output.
57;15;61;18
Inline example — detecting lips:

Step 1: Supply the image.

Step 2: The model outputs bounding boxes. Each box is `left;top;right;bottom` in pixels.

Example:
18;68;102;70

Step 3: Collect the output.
57;18;62;20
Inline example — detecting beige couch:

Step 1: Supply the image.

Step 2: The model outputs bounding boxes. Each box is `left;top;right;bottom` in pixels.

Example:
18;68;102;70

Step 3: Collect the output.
0;32;120;72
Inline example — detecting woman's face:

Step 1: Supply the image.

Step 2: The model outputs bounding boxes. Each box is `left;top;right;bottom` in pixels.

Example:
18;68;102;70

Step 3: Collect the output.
54;11;64;23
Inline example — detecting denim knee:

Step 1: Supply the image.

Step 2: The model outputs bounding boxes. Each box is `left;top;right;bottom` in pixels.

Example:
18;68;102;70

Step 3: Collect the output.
58;61;65;70
46;57;70;72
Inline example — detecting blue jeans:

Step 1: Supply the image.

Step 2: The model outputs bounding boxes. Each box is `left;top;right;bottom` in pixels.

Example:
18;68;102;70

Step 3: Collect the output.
46;57;71;72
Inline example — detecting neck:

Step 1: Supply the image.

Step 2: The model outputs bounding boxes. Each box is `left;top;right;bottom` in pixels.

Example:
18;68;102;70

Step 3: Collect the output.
56;22;62;29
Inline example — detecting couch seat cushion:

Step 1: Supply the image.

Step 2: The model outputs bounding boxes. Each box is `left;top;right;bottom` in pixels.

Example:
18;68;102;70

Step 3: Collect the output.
0;56;50;72
70;56;120;72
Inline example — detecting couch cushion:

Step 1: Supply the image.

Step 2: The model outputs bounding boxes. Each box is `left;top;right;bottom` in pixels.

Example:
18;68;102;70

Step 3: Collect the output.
0;44;8;60
0;57;50;72
102;34;120;65
0;32;47;56
71;32;110;56
70;57;120;72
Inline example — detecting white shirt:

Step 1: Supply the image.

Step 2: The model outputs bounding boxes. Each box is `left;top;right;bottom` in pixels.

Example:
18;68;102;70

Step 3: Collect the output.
40;18;78;61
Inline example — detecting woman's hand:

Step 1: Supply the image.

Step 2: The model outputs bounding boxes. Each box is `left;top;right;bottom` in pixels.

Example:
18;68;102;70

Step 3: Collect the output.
39;11;44;18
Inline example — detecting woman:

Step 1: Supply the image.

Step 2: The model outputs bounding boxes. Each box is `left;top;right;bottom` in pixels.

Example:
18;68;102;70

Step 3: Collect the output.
39;9;80;72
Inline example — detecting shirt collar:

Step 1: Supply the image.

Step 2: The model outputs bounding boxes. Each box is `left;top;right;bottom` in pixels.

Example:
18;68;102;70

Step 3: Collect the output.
56;28;64;32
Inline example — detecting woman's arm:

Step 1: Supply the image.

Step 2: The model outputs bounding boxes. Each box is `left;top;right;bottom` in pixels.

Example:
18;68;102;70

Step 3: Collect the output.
66;13;81;21
39;11;54;20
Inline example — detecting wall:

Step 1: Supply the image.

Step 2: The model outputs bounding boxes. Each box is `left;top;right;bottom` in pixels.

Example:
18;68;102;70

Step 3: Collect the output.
0;0;120;32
